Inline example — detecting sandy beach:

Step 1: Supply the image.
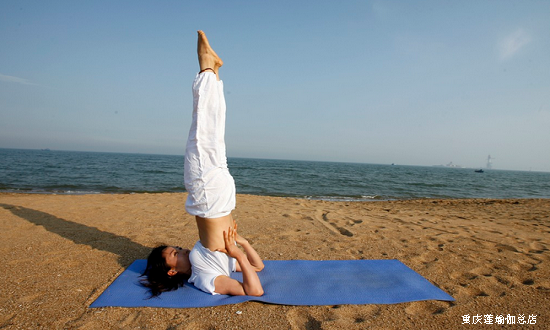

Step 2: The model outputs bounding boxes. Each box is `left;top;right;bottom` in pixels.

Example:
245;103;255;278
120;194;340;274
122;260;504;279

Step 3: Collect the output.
0;193;548;329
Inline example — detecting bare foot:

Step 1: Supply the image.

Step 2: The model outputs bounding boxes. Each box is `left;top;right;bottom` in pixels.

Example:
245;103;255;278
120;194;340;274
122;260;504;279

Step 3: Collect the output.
197;30;223;79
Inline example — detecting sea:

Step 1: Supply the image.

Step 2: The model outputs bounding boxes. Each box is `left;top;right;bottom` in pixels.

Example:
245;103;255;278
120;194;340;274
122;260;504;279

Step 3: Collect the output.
1;148;549;201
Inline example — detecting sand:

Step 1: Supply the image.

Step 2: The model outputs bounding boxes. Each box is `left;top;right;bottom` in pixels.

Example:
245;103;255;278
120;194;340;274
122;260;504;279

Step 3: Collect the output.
0;193;548;329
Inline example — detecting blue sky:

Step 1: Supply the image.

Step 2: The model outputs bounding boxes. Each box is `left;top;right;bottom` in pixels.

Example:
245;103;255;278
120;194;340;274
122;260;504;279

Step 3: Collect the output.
1;1;549;171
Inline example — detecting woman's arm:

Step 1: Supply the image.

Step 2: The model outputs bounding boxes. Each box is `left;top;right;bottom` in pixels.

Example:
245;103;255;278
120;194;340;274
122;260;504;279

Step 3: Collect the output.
234;223;264;272
214;224;264;296
234;239;264;272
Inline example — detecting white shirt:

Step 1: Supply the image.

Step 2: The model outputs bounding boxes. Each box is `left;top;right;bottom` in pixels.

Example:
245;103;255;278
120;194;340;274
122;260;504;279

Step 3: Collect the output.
188;240;236;295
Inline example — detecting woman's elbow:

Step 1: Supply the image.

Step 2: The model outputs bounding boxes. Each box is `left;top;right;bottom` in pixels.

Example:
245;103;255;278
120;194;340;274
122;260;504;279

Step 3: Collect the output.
255;264;265;272
247;287;264;297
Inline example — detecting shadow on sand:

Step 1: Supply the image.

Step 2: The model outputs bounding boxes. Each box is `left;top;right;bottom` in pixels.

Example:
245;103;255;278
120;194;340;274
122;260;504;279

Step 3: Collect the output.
0;203;150;267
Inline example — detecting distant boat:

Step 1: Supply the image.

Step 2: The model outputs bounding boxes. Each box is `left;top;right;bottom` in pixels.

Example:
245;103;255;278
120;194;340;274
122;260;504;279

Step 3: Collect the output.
475;169;484;173
433;161;463;168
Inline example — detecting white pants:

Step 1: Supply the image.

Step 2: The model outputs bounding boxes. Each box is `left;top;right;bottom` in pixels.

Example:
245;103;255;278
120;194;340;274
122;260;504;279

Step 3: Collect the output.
184;72;236;218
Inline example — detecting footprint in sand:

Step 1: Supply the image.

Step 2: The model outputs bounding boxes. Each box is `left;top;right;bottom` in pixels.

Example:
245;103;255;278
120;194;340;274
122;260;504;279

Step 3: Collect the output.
311;211;351;237
528;241;547;254
286;309;323;330
521;279;535;286
404;301;450;315
471;266;493;277
119;311;142;327
535;279;550;292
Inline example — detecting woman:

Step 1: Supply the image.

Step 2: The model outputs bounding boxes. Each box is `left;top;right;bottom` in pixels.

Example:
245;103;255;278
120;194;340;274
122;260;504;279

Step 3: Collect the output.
142;31;264;297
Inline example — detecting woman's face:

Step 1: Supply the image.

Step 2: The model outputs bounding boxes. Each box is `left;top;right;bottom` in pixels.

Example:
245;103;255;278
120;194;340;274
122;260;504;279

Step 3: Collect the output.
162;246;191;275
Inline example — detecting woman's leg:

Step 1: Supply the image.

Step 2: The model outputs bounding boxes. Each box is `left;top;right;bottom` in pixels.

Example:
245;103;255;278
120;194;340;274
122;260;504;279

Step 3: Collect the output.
184;31;236;221
197;30;223;81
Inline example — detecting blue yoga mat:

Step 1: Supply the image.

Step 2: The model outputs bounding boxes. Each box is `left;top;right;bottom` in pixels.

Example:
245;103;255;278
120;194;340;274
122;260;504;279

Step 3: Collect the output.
90;259;454;308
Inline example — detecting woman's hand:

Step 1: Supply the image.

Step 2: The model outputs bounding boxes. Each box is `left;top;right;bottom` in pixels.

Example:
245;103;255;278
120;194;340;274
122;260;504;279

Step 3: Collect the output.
216;223;244;259
215;219;264;272
232;221;249;246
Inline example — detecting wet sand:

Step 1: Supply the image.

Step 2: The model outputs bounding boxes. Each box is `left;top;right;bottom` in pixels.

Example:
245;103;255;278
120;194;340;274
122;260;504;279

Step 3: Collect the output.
0;193;548;329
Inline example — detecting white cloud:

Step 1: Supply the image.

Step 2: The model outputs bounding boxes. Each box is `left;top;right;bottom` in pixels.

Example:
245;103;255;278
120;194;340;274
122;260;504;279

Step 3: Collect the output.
0;73;37;85
498;28;532;61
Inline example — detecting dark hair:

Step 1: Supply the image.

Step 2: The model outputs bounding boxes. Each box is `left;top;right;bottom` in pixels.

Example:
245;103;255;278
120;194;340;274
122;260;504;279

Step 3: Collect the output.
141;245;189;297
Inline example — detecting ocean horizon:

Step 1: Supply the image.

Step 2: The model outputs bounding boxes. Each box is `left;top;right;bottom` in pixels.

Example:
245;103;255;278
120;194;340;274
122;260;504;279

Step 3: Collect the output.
1;148;549;200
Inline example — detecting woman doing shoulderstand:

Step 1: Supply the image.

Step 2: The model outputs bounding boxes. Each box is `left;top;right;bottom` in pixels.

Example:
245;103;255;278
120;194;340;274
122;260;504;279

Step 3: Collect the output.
142;31;264;297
